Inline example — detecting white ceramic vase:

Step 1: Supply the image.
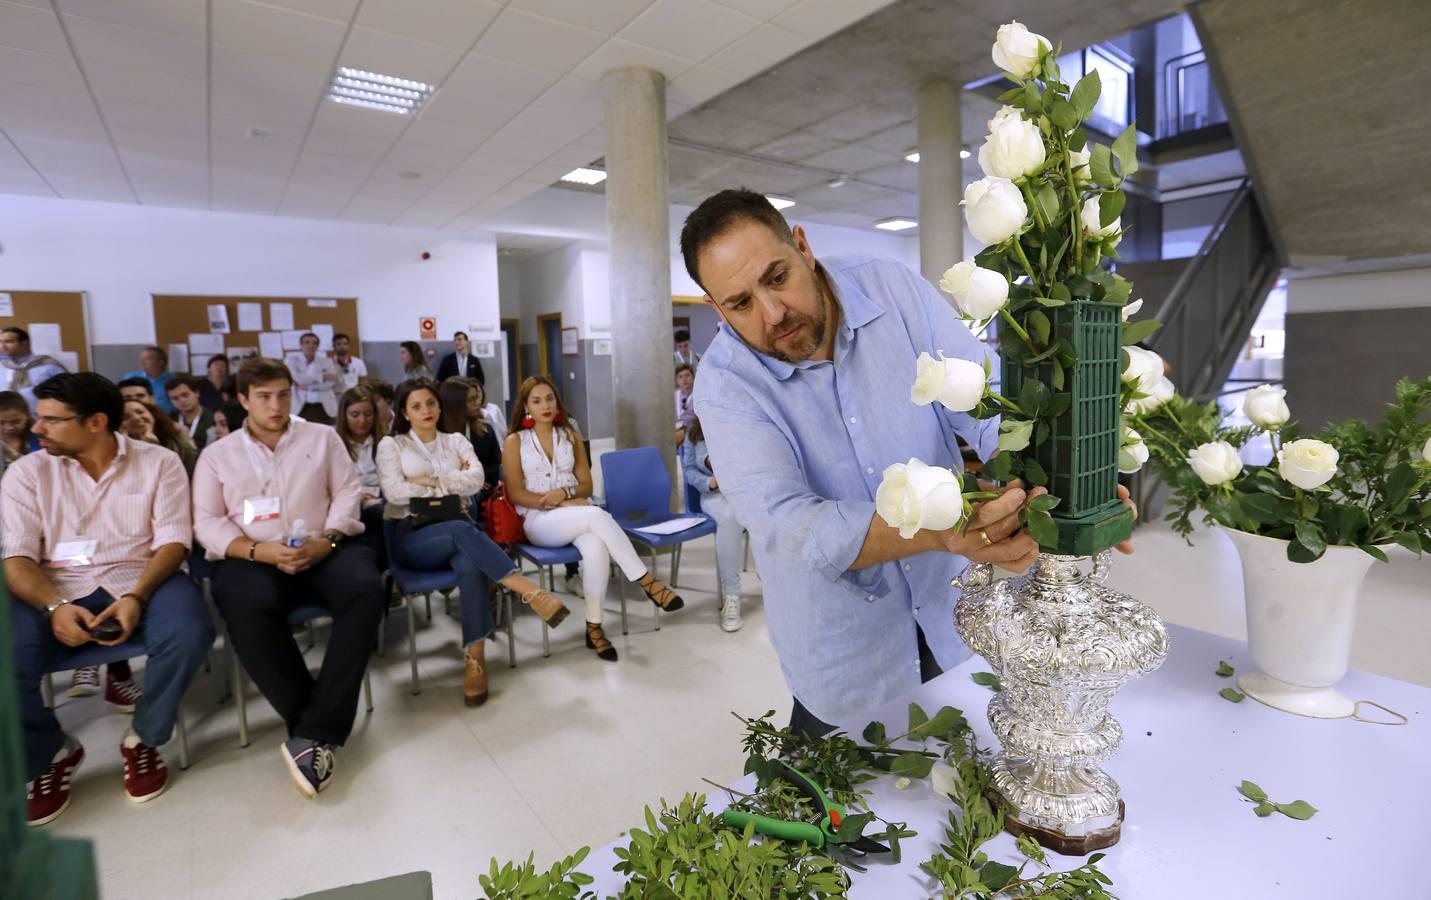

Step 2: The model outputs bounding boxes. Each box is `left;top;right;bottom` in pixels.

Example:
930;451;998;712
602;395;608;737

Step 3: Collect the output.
1222;527;1379;718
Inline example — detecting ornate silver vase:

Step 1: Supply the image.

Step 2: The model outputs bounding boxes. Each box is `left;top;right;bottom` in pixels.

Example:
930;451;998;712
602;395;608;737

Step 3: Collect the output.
954;552;1169;853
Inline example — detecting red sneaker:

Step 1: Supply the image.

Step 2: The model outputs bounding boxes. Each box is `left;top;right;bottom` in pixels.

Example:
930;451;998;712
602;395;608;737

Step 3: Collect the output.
121;738;168;803
105;668;143;712
27;741;85;827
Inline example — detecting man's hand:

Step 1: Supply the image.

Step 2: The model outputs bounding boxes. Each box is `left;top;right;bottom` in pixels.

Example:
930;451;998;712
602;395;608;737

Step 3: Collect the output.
937;485;1043;574
51;602;96;648
90;595;143;645
278;538;333;574
1115;483;1137;555
254;541;305;574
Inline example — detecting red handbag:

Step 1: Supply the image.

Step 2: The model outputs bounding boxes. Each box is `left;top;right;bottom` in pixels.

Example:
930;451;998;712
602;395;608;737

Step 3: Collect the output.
482;482;526;544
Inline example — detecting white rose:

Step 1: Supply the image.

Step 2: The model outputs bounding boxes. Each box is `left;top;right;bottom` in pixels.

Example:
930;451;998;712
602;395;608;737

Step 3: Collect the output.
939;260;1010;320
1119;427;1149;474
963;176;1028;246
1121;298;1143;321
911;351;987;413
988;105;1021;129
1423;436;1431;464
876;458;966;539
977;113;1046;180
1081;196;1121;245
1278;439;1339;490
991;20;1051;80
1069;145;1091;183
1242;384;1290;430
1121;345;1164;394
1188;441;1243;486
1126;376;1175;415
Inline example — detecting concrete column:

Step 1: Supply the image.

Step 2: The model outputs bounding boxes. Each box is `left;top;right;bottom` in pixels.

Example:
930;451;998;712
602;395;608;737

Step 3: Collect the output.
916;78;963;287
603;67;676;496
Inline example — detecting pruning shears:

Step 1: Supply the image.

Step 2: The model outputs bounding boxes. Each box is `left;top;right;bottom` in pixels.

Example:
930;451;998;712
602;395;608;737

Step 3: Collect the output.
720;761;893;870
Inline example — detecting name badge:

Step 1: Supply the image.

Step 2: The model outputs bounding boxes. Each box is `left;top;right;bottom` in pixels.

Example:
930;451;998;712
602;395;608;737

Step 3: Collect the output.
243;496;282;524
49;539;98;569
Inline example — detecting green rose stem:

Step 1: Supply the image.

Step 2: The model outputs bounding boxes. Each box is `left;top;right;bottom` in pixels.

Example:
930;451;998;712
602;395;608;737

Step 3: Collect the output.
736;714;940;761
998;308;1033;346
1020;179;1048;234
1059;137;1083;276
1010;238;1040;290
987;390;1027;417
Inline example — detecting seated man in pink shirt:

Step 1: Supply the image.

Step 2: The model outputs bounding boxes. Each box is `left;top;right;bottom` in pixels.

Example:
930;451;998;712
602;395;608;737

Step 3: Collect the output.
4;373;214;827
192;357;383;799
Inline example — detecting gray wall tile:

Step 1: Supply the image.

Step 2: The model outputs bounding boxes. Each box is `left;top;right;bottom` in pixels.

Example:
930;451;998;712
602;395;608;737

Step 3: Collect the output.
1285;307;1431;429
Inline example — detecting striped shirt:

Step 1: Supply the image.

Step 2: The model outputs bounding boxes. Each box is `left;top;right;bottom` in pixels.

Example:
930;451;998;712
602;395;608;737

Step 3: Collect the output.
1;435;192;601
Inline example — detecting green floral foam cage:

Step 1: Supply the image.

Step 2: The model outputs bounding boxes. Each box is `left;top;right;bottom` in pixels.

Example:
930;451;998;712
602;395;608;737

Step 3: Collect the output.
1002;299;1134;556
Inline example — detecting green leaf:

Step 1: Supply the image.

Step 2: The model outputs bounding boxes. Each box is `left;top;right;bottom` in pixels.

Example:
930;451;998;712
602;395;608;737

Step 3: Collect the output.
1216;660;1235;677
1103;272;1133;305
862;720;887;746
1253;801;1276;818
985;452;1016;482
971;671;1003;692
1034;181;1061;225
1023;456;1048;486
1287;538;1323;564
1111;124;1139;177
1089;143;1116;187
1051;358;1065;390
1358;544;1390;563
1069;71;1101;119
999;419;1035;453
908;702;929;734
889;751;935;778
1275;800;1318;820
980;861;1019;891
1026;507;1058;546
1028;310;1051;348
1121;319;1163;345
1293;519;1328;559
1028;493;1061;512
1220;687;1245;703
1238;780;1268;802
1099;189;1126;228
1068;127;1087;152
1049;282;1072;303
1033;295;1067;308
1047;99;1077;131
1022;81;1042;114
1393;532;1423;555
1017;379;1052;417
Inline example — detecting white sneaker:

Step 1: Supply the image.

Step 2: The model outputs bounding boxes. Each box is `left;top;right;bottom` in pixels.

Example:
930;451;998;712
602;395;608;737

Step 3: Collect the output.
67;666;100;698
564;573;581;595
720;594;743;633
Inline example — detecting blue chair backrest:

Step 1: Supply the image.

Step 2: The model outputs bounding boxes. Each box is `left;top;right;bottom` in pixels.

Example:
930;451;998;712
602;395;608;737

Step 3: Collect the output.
600;447;671;522
685;481;703;516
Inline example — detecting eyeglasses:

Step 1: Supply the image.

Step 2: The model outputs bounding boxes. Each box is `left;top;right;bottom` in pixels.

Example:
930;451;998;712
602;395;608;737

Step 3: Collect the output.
35;414;82;427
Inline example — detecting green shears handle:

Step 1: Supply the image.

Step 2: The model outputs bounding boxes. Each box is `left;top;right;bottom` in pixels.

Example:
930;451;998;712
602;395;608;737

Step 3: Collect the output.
720;810;826;848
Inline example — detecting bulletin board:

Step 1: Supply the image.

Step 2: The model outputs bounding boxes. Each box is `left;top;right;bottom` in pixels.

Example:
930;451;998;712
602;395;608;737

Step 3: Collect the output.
151;295;359;375
0;290;91;371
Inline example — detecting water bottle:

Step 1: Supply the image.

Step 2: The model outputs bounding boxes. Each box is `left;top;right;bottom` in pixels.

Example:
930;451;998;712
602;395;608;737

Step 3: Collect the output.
285;518;307;549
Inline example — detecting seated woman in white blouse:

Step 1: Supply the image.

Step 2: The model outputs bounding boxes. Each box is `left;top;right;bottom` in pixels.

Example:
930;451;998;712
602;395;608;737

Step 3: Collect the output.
378;378;570;706
336;386;387;571
502;375;684;663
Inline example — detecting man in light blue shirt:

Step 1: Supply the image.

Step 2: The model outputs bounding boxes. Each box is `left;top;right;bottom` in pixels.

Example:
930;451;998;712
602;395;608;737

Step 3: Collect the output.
1;327;68;413
120;345;175;414
685;190;1041;734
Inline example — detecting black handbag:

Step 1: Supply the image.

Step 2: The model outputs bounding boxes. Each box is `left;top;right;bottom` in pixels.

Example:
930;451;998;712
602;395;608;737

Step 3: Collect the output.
409;494;462;529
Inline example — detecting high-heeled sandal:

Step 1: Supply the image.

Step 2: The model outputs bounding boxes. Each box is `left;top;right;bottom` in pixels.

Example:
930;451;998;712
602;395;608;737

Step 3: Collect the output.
585;621;618;661
521;589;571;628
638;573;685;612
463;648;488;707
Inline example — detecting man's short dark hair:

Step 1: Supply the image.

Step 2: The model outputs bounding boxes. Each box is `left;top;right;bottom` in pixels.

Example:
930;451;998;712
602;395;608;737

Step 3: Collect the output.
208;355;229;371
142;345;168;365
366;378;395;403
117;376;153;395
333;332;351;344
34;373;124;433
299;332;319;344
2;326;29;343
166;373;203;396
237;358;294;396
675;362;694;377
673;328;691;344
679;188;795;292
453;331;468;341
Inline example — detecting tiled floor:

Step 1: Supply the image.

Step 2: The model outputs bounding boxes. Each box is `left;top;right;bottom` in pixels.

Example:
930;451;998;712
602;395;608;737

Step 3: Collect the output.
42;521;1428;900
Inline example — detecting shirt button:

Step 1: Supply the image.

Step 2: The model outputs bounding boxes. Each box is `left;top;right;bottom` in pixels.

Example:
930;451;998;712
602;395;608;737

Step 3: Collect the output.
866;466;874;475
904;563;912;572
849;416;857;424
913;606;920;615
866;594;877;603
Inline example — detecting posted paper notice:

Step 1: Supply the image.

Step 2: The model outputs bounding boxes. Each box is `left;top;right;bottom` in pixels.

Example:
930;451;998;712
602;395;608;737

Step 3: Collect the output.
237;302;264;332
207;304;232;334
269;302;295;331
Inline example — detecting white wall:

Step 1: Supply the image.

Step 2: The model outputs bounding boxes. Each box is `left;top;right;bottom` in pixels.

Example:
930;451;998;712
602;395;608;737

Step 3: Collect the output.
0;194;500;345
1286;266;1431;314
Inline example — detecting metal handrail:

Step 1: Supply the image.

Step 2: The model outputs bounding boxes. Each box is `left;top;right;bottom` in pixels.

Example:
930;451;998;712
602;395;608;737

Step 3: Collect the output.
1162;49;1210;137
1151;178;1250;333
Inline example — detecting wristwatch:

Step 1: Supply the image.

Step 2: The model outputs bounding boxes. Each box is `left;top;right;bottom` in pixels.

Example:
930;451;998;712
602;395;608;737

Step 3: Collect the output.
324;532;342;551
44;598;72;620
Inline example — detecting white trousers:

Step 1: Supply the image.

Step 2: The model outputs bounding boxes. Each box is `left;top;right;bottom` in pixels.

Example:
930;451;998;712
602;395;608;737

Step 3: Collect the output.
522;505;648;624
700;492;745;595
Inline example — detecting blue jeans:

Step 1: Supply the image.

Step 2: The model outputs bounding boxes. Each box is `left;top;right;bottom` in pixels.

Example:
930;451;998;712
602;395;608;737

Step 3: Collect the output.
390;518;517;646
11;572;214;780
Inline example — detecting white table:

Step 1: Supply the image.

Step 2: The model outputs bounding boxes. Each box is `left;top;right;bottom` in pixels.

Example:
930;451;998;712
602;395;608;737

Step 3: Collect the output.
580;623;1430;897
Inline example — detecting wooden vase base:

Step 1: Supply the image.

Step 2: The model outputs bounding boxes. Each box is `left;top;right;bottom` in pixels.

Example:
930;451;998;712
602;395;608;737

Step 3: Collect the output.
996;796;1125;856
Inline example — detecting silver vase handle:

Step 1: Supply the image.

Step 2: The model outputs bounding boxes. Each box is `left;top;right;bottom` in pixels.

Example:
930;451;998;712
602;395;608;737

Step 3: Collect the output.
954;561;995;597
1091;551;1112;584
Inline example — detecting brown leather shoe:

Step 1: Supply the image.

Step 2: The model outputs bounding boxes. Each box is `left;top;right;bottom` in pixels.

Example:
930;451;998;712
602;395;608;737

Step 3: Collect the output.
463;647;488;707
522;588;570;628
585;621;618;662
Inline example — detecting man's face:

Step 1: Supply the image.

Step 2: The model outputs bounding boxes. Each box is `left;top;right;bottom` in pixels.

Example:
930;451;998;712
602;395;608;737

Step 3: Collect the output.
676;369;694;393
208;358;229;381
675;339;691;356
300;336;319;359
333;337;350;357
239;378;293;431
455;334;469;354
33;399;100;456
168;384;200;414
0;332;26;358
120;385;152;404
699;222;829;364
139;349;165;376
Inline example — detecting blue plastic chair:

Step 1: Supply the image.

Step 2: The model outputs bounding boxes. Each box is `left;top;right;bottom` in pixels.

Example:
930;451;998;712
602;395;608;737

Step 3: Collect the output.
40;641;192;770
382;519;516;694
513;541;629;647
601;446;717;603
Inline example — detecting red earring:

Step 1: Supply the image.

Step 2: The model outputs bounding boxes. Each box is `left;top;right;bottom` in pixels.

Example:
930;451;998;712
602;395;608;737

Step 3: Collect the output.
521;415;535;429
554;411;566;424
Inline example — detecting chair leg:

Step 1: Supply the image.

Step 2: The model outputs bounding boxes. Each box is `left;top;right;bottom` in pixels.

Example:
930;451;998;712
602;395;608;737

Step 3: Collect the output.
648;547;661;632
363;667;374;713
618;563;628;635
505;591;516;669
376;612;386;658
209;647;227;705
443;590;453;616
424;592;433;622
541;568;551;658
234;652;250;749
406;593;420;696
41;673;54;709
743;532;751;572
671;543;683;588
176;708;191;771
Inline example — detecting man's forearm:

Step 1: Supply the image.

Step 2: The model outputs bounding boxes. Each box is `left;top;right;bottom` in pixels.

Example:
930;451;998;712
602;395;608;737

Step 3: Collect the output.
127;543;187;601
850;513;946;570
3;557;64;611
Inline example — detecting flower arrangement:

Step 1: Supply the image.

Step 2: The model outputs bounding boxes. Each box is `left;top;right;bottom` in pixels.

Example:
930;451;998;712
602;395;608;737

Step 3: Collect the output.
1127;374;1431;563
878;20;1154;552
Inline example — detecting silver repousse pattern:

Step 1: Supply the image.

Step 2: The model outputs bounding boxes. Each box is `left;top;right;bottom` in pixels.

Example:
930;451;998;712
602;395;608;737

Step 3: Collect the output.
954;552;1169;837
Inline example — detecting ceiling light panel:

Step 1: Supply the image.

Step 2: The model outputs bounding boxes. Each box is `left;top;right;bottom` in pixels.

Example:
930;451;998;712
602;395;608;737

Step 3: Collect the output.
875;218;917;231
327;67;434;116
561;167;607;185
766;195;795;210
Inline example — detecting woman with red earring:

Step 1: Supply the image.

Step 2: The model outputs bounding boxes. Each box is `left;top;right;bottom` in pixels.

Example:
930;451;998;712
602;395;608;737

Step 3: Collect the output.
503;376;684;661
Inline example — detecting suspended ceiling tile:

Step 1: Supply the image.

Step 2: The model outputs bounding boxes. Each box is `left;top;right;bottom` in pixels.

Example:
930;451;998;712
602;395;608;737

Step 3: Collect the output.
99;96;207;138
45;175;135;202
619;0;760;63
706;22;811;73
438;53;560;110
473;8;606;73
312;99;410;139
476;129;566;163
508;0;654;35
355;0;502;52
252;0;359;23
338;26;463;88
503;76;603;143
84;59;206;112
0;1;70;56
571;38;693;83
712;0;801;18
403;110;508;152
212;0;346;60
667;63;745;108
57;0;206;39
210;42;332;96
61;12;206;81
0;44;86;93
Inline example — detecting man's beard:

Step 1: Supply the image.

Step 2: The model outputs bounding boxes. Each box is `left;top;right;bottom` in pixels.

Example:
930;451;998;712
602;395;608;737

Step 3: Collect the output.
760;281;829;364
